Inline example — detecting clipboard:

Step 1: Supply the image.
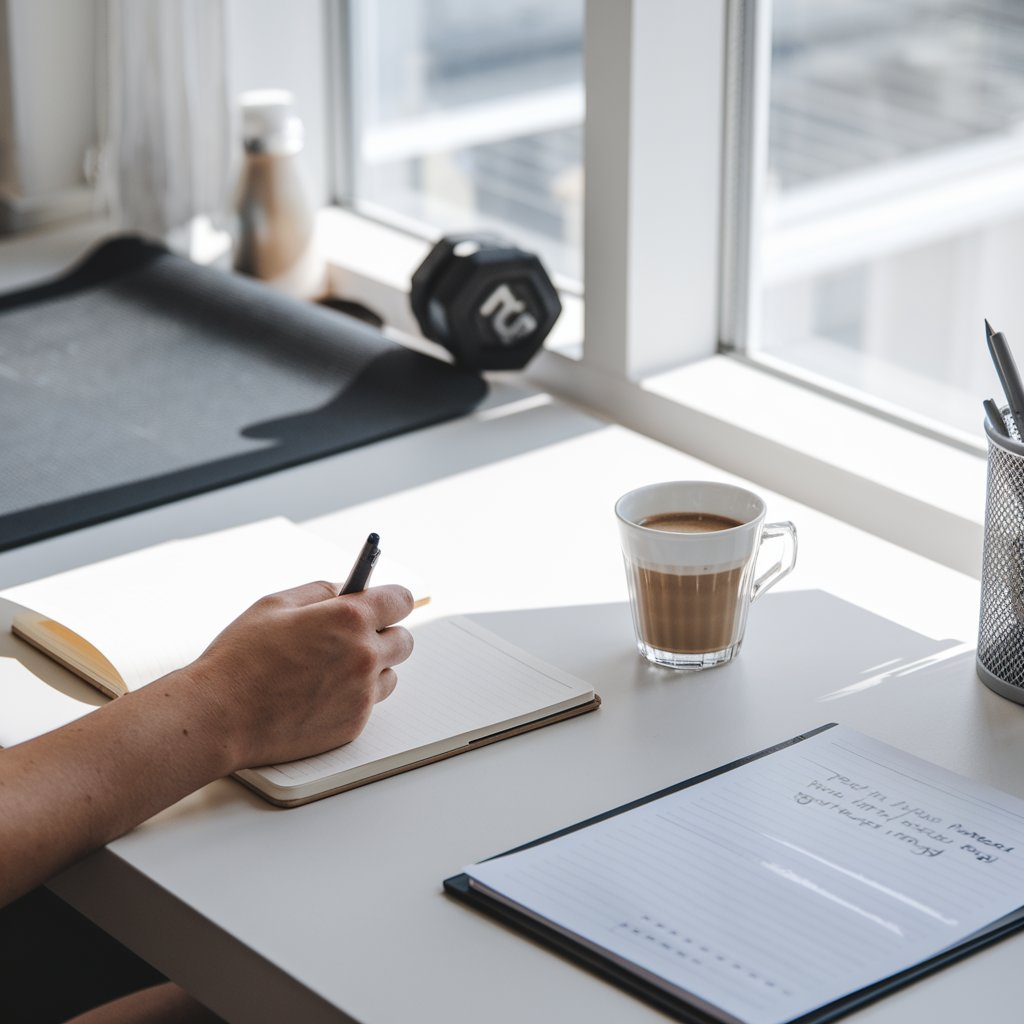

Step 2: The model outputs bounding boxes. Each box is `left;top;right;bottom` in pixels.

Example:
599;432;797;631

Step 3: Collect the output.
443;723;1024;1024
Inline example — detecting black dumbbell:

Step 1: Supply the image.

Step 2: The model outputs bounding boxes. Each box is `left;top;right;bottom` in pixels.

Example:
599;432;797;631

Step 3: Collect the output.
409;233;562;371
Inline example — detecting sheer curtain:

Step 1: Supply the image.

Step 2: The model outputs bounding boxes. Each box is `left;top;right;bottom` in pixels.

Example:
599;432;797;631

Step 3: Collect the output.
98;0;234;252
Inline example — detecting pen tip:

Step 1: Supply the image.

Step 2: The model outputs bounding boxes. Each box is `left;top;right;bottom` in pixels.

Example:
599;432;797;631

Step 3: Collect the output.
986;318;995;338
367;532;379;545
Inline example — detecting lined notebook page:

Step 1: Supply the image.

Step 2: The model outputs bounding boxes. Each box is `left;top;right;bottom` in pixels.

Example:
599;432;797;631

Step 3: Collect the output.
243;617;593;795
466;726;1024;1024
2;518;422;691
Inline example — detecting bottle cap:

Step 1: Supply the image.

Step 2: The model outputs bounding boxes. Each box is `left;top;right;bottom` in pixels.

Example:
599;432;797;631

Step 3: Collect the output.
239;89;304;155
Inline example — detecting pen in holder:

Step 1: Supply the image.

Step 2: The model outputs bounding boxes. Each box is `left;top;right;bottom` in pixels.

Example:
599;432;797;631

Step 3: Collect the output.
977;405;1024;702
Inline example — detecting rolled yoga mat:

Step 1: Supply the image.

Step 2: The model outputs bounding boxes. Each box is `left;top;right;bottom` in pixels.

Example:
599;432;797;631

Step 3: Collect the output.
0;235;488;550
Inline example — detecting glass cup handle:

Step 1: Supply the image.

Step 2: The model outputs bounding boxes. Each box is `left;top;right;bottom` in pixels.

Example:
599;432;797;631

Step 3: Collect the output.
751;521;798;602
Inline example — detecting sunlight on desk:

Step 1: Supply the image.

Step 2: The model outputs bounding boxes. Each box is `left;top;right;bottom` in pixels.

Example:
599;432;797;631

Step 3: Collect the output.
822;644;976;702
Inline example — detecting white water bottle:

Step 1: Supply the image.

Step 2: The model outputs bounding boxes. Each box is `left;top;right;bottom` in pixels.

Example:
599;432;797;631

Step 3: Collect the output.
232;89;326;300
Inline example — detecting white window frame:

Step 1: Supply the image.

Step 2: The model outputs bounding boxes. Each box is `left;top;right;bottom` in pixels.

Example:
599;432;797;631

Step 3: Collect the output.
0;0;987;577
323;0;985;578
716;0;1001;458
327;0;724;376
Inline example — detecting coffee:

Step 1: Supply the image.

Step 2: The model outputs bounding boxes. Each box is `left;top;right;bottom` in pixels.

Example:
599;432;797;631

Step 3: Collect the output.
628;563;745;654
616;481;797;670
627;512;747;654
639;512;743;534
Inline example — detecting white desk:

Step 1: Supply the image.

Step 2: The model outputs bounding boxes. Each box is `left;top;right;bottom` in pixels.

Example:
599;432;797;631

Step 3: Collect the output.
0;389;1014;1024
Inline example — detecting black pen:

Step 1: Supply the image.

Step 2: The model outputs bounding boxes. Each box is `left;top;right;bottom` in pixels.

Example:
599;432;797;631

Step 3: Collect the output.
986;320;1024;437
341;533;380;594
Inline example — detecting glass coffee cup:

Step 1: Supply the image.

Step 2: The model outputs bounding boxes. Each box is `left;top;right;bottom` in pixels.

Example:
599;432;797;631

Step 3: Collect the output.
615;481;797;670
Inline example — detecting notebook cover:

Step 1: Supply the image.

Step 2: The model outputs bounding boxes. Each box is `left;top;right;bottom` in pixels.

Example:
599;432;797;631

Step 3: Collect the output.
444;723;1024;1023
237;694;602;808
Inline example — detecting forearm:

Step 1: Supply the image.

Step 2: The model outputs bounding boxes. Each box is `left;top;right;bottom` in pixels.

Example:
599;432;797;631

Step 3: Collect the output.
0;666;233;907
0;581;414;909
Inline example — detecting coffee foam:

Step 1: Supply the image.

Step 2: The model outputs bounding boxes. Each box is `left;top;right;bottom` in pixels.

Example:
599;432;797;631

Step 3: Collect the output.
627;555;750;576
616;484;764;573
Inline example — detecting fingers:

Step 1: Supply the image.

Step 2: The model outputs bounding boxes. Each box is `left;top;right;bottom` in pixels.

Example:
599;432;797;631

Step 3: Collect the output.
376;624;414;668
341;584;416;628
262;581;415;627
375;667;399;703
270;580;341;607
369;627;411;711
258;582;413;710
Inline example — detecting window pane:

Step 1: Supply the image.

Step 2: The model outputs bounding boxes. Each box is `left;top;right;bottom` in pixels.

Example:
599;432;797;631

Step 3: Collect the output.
754;0;1024;438
348;0;584;282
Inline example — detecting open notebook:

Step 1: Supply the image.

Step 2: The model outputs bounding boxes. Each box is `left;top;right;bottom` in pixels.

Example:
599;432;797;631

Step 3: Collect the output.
1;519;599;806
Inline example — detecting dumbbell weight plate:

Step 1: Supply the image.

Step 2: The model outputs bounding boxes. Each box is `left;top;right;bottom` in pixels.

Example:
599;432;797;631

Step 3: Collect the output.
409;234;562;371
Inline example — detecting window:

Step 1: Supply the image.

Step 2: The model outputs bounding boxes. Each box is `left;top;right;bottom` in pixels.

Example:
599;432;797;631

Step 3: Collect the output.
737;0;1024;443
0;1;988;570
337;0;584;283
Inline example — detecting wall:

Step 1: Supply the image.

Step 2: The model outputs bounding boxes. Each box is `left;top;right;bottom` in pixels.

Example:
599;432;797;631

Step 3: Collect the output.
0;0;98;204
0;0;330;230
224;0;329;205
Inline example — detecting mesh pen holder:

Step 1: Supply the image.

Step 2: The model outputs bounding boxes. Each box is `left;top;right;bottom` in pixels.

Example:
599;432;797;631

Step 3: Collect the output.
977;408;1024;702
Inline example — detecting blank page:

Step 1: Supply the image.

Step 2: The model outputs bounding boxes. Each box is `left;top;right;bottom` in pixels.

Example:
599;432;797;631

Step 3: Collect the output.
241;617;594;798
466;726;1024;1024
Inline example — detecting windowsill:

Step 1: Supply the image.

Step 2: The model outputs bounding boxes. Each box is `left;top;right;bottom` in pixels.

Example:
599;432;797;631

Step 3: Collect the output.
647;357;985;576
0;210;987;579
525;346;985;579
317;207;985;578
318;207;584;353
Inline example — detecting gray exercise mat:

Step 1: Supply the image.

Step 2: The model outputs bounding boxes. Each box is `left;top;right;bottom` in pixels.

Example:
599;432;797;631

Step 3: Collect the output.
0;235;487;550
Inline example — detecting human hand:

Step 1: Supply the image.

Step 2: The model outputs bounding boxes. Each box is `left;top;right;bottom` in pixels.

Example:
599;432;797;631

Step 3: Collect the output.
179;581;415;772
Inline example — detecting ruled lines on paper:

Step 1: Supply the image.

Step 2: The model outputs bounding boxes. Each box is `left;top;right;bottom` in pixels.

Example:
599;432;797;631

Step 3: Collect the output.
258;617;592;786
466;726;1024;1024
